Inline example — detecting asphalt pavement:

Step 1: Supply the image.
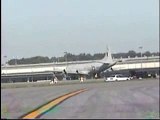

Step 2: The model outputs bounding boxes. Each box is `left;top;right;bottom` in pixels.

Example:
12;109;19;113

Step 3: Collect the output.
1;78;159;119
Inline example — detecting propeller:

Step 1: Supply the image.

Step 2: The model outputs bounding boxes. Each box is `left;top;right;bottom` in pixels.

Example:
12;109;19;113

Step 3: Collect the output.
62;69;68;79
76;70;79;74
63;69;67;75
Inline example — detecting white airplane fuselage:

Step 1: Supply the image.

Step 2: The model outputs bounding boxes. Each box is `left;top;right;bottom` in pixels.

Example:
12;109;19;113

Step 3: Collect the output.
61;48;118;77
65;60;115;75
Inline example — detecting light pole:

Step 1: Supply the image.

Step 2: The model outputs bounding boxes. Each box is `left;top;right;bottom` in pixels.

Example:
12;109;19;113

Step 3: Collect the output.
64;52;68;80
64;52;68;65
3;55;7;75
14;56;17;65
139;46;143;71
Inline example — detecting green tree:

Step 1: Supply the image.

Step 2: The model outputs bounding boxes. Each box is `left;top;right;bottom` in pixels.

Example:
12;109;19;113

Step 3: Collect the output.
143;51;151;57
127;50;136;58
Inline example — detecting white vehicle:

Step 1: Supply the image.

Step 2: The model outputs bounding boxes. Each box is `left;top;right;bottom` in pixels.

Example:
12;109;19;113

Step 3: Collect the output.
105;74;131;81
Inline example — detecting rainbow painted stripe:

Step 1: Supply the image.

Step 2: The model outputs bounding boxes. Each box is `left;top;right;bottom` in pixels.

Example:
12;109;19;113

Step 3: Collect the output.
20;88;88;119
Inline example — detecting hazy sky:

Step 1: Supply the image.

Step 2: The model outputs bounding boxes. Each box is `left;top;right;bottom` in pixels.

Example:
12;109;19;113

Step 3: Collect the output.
2;0;159;63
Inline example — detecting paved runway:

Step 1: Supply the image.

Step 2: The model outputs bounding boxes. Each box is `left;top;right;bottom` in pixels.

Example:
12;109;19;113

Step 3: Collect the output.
1;79;159;119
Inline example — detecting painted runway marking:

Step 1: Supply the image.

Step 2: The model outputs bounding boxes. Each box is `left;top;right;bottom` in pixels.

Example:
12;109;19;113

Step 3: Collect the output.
20;88;88;119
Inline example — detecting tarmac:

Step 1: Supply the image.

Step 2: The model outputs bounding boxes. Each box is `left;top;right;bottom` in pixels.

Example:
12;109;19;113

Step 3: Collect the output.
1;78;159;119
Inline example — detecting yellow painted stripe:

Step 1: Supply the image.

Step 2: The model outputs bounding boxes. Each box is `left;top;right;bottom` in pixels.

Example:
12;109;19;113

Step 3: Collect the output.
22;88;87;119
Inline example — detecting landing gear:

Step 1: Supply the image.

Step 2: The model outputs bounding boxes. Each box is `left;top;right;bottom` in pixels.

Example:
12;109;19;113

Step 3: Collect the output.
92;72;100;79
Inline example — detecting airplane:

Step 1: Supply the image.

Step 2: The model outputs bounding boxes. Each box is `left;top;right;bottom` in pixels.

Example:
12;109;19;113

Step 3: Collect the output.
58;47;121;80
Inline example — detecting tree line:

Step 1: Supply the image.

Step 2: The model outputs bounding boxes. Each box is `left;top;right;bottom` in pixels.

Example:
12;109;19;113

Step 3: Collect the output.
7;50;159;65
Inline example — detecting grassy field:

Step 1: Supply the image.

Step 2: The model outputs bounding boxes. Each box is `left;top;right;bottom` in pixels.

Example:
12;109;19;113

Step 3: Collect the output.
1;78;158;89
1;79;105;89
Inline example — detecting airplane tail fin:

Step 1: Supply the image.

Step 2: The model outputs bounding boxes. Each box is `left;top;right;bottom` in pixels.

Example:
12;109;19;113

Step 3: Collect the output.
101;47;113;63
